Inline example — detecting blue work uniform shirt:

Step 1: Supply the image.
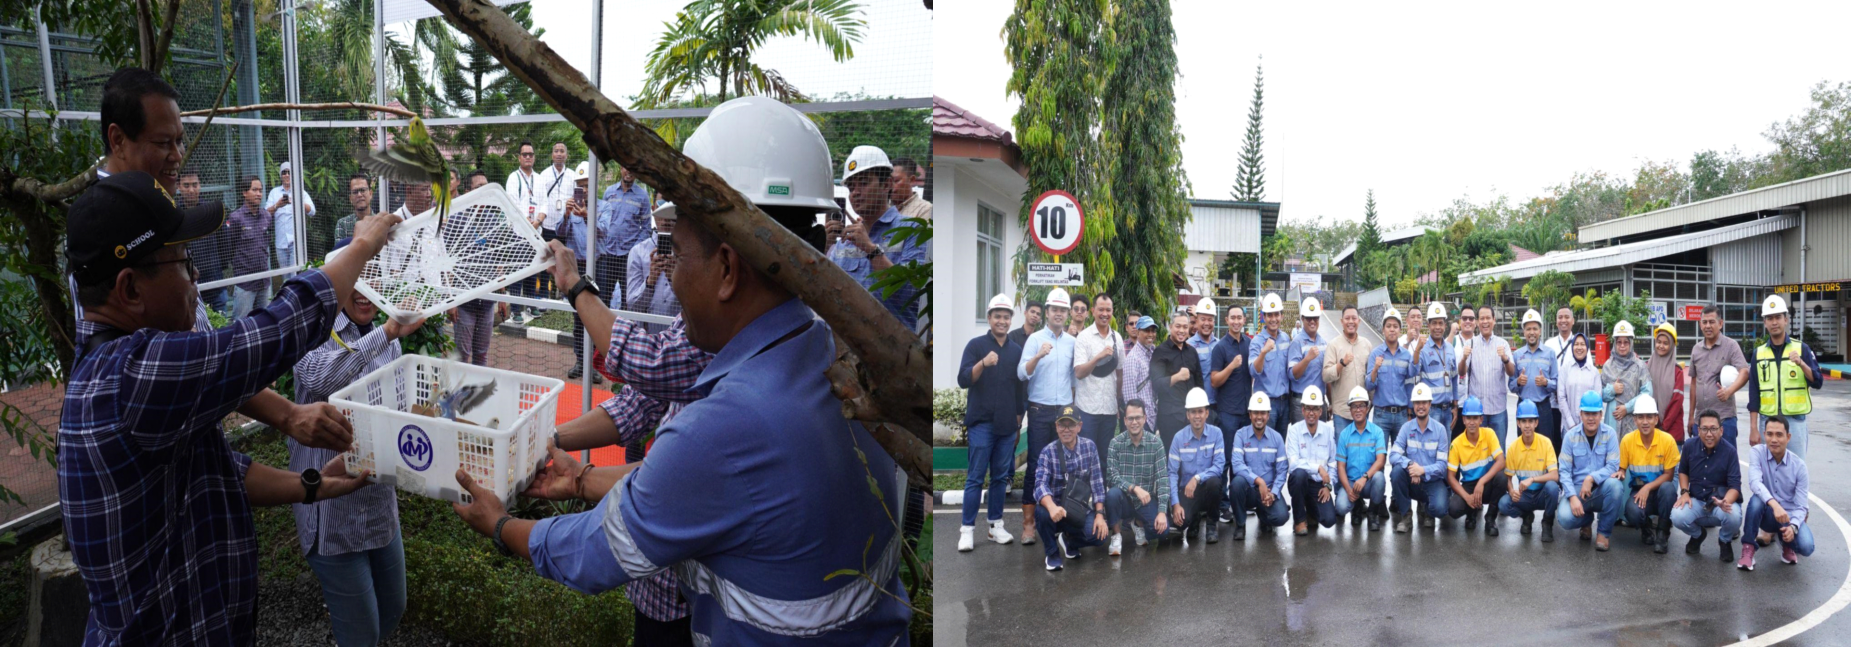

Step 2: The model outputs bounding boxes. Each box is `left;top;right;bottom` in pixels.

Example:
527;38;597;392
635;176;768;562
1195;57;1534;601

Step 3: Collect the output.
1413;335;1457;406
1286;328;1327;395
1168;425;1225;506
524;299;911;645
1390;415;1450;477
1510;342;1558;403
1558;424;1621;491
1017;327;1076;406
597;182;652;257
1188;333;1219;406
1248;329;1292;398
1337;421;1388;483
830;205;929;330
1230;425;1289;497
958;333;1026;428
1363;344;1415;407
1210;333;1253;412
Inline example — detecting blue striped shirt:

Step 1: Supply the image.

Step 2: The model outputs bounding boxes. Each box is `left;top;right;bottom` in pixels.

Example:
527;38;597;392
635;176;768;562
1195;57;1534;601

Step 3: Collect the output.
1230;426;1289;496
1510;343;1558;403
1412;335;1457;405
1363;344;1415;407
1248;329;1292;397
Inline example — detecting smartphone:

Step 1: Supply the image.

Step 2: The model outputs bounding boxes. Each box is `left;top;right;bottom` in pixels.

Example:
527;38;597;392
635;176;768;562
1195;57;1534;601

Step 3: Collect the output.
656;232;673;256
573;186;587;205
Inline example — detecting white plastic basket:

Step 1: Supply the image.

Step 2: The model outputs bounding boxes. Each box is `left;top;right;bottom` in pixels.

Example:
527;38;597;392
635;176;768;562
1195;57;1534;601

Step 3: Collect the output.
330;183;551;323
329;354;564;504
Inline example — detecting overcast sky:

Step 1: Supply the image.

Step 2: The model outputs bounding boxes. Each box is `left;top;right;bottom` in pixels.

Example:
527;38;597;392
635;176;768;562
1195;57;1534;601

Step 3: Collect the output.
933;1;1850;230
395;0;932;108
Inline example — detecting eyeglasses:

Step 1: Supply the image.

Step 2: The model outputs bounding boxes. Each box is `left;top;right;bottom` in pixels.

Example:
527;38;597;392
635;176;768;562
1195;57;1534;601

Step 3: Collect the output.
349;187;370;195
520;151;535;157
136;254;197;280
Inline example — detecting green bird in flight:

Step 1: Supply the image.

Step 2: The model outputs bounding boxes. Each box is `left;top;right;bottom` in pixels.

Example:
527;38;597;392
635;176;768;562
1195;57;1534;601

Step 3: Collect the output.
359;116;452;227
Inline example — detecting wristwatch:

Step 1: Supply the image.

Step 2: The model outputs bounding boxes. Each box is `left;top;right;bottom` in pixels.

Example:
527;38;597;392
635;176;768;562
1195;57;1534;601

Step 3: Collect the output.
492;514;515;556
301;468;322;504
564;275;600;306
867;245;886;259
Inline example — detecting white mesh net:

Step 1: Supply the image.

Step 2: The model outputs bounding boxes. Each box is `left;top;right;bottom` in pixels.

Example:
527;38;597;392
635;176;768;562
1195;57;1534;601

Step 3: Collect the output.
337;182;550;321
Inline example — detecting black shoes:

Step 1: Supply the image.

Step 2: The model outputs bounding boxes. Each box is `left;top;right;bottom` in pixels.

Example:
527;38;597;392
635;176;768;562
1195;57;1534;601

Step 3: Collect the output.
1484;508;1499;537
1686;528;1708;555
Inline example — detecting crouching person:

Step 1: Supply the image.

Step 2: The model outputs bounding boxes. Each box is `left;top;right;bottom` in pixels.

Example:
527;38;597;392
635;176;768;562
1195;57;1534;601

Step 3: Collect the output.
1670;409;1742;562
1035;407;1110;569
1228;393;1291;540
1557;390;1627;551
1334;387;1388;531
1739;416;1814;570
290;245;426;646
1169;388;1226;543
1106;400;1170;554
1498;400;1559;542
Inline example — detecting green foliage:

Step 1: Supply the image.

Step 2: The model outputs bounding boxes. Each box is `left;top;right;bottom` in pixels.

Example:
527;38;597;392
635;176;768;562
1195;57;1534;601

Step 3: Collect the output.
639;0;868;107
1004;0;1117;314
932;388;966;433
1569;288;1602;321
1521;269;1576;315
1394;277;1420;304
1355;189;1383;287
1762;81;1851;183
1232;60;1266;202
1592;289;1653;334
1100;0;1192;320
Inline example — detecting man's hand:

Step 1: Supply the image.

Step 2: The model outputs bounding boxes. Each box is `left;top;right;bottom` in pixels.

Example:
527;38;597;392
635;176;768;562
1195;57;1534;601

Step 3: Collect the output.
383;315;426;340
1408;464;1425;480
451;468;510;537
844;219;875;252
1039;342;1053;358
1227;354;1244;370
981;351;999;368
1172;367;1191;383
1632;489;1649;509
521;441;585;501
647;252;673;283
1570;496;1586;518
1613;403;1628;420
1374;356;1384;373
1497;345;1510;362
1133;485;1151;505
281;402;355;451
1772;502;1789;525
1782;524;1797;543
1185;476;1199;499
1262;338;1276;354
1153;514;1168;535
1517;373;1528;387
1048;504;1068;523
1537;374;1548;387
1170;503;1186;526
1091;513;1108;540
1317;467;1329;484
1715;496;1734;514
1717;387;1733;402
1788;349;1804;366
316;455;372;501
546;240;582;291
1466;485;1483;509
1674;493;1690;510
1343;352;1354;367
1580;479;1594;502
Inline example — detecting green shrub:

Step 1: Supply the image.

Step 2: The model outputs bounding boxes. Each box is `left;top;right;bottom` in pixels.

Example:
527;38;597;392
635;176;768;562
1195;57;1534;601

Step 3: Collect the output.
933;389;966;434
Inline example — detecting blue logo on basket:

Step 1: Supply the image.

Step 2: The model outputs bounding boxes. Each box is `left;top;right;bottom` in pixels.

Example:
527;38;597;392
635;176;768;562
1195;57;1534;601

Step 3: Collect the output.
398;425;433;471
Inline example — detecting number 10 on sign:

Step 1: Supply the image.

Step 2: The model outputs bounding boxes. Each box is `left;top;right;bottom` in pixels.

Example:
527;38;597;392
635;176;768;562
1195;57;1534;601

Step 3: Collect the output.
1030;190;1085;256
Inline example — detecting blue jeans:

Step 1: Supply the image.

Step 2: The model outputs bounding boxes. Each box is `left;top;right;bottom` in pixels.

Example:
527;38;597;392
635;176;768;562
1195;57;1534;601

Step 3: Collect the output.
1785;414;1809;458
1671;499;1744;543
1034;506;1105;561
1332;414;1353;436
1622;482;1678;526
305;530;407;647
1556;479;1626;536
1332;473;1385;517
1106;486;1164;535
1428;405;1454;435
1373;408;1409;446
962;421;1017;526
1228;478;1290;529
1687;417;1738;447
1391;466;1450;517
1498;481;1561;519
1288;469;1338;528
1217;410;1249;500
1021;404;1060;505
1481;408;1510;446
1079;412;1117;457
1745;497;1815;556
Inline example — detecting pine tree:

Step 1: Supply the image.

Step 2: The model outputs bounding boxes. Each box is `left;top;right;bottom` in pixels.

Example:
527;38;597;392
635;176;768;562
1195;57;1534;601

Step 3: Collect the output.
1232;59;1266;202
1101;0;1191;320
1357;189;1383;289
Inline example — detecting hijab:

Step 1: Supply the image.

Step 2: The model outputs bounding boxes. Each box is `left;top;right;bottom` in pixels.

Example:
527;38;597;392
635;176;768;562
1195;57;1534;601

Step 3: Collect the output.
1568;333;1592;368
1648;331;1679;416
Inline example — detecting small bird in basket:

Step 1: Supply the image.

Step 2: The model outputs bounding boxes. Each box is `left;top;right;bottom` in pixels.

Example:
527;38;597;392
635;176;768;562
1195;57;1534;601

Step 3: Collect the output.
357;116;451;227
438;380;497;421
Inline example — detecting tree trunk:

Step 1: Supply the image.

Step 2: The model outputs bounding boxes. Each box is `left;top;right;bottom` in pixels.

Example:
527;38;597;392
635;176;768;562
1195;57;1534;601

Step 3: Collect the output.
418;0;931;486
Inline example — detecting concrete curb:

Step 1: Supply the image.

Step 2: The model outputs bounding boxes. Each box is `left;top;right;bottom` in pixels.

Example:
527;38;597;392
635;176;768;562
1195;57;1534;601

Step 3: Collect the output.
495;320;572;347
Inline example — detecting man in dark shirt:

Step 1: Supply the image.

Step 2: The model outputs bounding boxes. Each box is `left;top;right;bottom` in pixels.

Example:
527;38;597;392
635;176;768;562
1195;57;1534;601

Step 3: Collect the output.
1008;302;1044;349
1670;409;1742;561
956;294;1028;551
1210;305;1253;522
1150;312;1204;448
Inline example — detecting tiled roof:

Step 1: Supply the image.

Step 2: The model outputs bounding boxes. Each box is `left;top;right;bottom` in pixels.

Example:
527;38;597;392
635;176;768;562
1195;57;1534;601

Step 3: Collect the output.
933;96;1013;144
1510;244;1541;262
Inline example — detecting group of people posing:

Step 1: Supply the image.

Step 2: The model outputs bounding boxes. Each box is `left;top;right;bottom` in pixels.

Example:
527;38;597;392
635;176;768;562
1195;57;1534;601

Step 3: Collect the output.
958;288;1822;574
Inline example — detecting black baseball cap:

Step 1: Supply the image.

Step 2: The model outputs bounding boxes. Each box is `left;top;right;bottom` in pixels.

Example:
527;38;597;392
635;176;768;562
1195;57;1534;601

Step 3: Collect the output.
67;171;224;281
1056;406;1081;424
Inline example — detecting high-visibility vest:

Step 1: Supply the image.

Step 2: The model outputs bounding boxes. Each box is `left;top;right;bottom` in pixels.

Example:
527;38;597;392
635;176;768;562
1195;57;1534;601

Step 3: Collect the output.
1754;342;1812;416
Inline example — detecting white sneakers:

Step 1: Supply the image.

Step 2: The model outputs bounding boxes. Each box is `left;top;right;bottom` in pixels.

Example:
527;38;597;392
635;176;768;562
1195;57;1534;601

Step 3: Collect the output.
987;519;1013;544
1132;523;1147;546
1109;533;1123;556
961;520;1015;552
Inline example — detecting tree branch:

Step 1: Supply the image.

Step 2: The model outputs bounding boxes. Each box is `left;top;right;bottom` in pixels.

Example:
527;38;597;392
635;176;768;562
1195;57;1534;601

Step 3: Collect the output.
151;0;181;74
419;0;931;486
135;0;157;71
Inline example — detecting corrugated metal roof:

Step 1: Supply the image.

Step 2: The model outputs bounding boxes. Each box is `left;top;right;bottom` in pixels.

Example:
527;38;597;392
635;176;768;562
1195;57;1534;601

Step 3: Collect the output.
1463;214;1799;284
1335;225;1431;265
1578;170;1848;242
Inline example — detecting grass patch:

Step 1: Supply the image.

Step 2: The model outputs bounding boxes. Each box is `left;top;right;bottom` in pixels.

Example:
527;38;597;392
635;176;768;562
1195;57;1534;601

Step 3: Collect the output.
526;309;576;332
932;470;1023;493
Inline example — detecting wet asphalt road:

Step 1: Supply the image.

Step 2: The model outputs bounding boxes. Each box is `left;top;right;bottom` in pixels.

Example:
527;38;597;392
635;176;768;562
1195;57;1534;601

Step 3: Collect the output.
934;382;1851;646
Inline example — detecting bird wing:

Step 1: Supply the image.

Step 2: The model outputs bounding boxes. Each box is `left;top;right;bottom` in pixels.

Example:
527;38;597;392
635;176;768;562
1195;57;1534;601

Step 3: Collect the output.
358;145;438;184
452;380;498;416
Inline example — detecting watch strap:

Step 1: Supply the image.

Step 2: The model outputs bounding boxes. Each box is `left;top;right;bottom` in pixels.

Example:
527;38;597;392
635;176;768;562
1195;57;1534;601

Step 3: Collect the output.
565;275;600;306
492;515;515;556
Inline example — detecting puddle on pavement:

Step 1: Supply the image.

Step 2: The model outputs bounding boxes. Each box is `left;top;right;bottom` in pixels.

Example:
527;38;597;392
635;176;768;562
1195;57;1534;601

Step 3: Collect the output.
1282;565;1317;601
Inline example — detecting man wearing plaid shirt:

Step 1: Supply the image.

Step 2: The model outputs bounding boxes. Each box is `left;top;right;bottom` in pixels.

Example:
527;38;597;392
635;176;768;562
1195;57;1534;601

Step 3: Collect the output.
59;172;386;645
1033;407;1109;571
1105;400;1169;554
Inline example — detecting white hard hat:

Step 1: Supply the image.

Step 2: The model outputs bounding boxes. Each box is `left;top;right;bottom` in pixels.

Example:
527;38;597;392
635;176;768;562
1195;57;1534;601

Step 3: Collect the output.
1719;366;1740;389
1427;302;1448;321
1612;320;1635;339
1301;386;1326;408
1260;293;1284;314
1300;297;1323;318
986;294;1014;314
1184;387;1210;409
1347;385;1370;405
652;201;677;220
681;96;837;211
842;145;893;182
1248;392;1272;412
1383;306;1403;326
1195;298;1217;317
1521;309;1543;327
1761;294;1789;317
574;161;592;179
1044;287;1071;308
1631;396;1658;416
278;161;292;174
1410;382;1434;402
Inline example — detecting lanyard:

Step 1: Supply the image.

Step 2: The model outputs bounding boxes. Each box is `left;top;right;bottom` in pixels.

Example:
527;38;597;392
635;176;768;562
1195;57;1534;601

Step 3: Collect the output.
516;170;534;202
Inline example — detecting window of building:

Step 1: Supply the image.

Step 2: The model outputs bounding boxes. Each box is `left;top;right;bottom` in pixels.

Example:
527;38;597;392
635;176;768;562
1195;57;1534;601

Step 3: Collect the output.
975;202;1004;319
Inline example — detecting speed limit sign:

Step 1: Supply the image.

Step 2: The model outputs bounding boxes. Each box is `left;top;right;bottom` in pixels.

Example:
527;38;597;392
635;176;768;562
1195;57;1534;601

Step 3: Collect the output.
1029;190;1084;256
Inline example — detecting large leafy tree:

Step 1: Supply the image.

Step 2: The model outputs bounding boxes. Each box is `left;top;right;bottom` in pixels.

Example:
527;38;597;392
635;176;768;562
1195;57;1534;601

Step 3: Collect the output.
1100;0;1190;320
1231;59;1265;202
638;0;866;107
1003;0;1114;307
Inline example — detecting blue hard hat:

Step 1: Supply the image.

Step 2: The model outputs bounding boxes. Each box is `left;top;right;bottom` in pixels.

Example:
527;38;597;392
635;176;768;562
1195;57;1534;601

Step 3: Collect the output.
1579;390;1604;412
1460;396;1483;417
1136;315;1157;330
332;236;354;251
1516;400;1539;419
